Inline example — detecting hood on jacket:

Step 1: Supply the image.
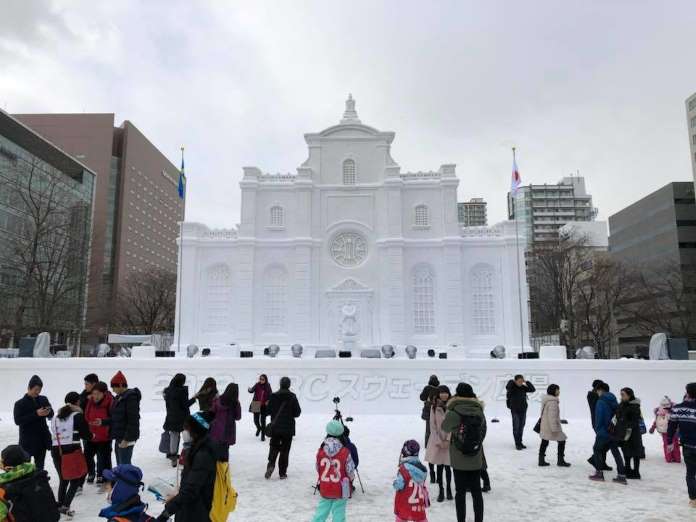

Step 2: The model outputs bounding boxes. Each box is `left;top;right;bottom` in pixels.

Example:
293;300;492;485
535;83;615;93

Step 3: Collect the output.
447;396;484;414
599;392;618;408
629;398;641;406
0;462;35;485
541;395;559;406
322;437;345;457
118;387;142;401
400;456;428;484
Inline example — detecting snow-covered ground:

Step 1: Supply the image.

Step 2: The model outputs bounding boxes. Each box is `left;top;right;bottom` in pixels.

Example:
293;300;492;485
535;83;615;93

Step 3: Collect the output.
0;411;691;521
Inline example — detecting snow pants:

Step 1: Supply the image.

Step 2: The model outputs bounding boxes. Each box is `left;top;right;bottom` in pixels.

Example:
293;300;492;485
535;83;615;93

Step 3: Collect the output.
662;433;682;463
311;498;347;522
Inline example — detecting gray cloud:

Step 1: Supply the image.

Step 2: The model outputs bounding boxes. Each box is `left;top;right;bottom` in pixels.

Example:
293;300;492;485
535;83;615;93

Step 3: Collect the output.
0;0;695;228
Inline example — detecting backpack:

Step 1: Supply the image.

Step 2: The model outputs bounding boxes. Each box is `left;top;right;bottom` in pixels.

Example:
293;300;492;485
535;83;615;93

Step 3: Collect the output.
1;470;60;522
209;462;237;522
451;412;483;456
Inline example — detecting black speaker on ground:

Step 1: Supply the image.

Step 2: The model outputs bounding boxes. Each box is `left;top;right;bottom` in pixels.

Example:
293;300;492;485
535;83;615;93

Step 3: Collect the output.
438;352;448;359
518;352;540;359
240;350;254;358
315;349;336;358
339;351;352;358
155;350;175;358
201;348;211;357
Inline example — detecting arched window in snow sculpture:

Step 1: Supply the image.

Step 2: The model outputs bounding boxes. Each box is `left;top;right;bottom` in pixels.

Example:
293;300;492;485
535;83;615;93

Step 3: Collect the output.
270;205;284;227
342;159;356;185
263;265;288;333
204;263;233;333
414;205;430;227
413;265;435;334
471;264;496;335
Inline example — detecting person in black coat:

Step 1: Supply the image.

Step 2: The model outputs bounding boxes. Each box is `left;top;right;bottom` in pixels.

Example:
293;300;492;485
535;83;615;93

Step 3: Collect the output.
13;375;53;471
79;373;99;411
419;375;440;484
617;387;644;479
586;380;612;471
108;371;141;466
157;411;217;522
506;374;536;450
163;374;197;466
264;376;301;480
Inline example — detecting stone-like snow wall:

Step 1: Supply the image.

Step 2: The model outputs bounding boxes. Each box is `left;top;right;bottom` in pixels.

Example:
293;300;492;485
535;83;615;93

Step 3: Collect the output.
0;359;692;419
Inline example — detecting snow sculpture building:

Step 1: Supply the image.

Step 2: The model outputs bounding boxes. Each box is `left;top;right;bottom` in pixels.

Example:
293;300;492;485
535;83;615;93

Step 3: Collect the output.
174;96;529;352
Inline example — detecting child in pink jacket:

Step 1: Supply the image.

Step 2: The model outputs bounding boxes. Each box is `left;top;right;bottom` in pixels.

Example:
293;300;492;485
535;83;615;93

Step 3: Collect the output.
649;396;681;463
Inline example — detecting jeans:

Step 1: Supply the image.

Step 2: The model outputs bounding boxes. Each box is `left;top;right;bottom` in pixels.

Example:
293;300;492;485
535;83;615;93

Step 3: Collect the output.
51;448;84;508
453;469;483;522
593;437;625;476
511;410;527;446
311;498;347;522
84;441;112;479
114;441;134;466
268;434;293;476
684;447;696;500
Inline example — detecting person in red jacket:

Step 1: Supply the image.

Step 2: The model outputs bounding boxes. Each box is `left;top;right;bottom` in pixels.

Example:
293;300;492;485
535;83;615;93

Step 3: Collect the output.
84;381;113;485
394;440;430;522
311;420;355;522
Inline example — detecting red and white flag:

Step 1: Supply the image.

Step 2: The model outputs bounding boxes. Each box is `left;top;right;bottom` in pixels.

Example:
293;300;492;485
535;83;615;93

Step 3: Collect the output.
511;152;521;196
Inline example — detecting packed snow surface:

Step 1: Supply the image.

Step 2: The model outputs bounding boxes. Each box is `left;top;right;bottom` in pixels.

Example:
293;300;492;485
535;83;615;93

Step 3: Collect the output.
0;411;689;521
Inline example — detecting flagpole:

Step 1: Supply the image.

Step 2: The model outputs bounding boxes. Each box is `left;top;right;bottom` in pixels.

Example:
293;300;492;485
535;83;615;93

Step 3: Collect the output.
176;146;185;354
512;147;526;353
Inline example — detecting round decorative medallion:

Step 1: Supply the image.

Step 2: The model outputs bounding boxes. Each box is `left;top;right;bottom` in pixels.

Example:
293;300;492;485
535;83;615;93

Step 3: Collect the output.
330;231;367;267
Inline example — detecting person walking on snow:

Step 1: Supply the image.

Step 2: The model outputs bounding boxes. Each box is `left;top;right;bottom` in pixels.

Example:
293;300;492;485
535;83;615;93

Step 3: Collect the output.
109;371;141;466
311;420;355;522
210;382;242;461
425;385;452;502
617;387;644;480
13;375;53;471
538;384;571;467
265;376;301;480
248;374;272;441
506;374;535;450
667;382;696;508
589;382;627;484
649;396;681;463
394;440;430;522
162;373;197;467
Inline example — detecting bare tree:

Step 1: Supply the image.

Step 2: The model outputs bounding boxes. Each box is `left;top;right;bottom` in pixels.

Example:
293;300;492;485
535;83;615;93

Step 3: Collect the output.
113;268;177;334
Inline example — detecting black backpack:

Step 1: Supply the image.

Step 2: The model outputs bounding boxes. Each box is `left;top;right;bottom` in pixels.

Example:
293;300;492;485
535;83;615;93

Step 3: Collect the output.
2;469;60;521
452;412;483;456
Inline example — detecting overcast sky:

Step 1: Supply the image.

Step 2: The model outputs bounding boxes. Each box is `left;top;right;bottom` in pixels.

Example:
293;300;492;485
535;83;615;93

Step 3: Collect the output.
1;1;695;228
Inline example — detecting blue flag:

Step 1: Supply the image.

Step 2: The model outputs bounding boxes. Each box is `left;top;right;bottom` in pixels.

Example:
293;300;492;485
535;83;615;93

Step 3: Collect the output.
178;155;185;200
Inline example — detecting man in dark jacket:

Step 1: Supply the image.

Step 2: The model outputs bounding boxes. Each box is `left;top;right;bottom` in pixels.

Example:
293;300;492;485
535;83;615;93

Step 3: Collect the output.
108;371;141;466
13;375;53;471
506;374;535;450
79;373;99;411
589;382;627;484
265;376;301;479
667;382;696;507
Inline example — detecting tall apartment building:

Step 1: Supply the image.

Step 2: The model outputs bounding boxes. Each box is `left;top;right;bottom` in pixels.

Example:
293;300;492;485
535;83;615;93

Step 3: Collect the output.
687;92;696;191
14;114;184;341
507;176;597;248
457;198;488;227
0;110;95;346
609;182;696;354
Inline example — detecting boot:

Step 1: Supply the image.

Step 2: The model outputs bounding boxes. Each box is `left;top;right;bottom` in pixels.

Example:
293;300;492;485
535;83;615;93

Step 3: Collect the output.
264;464;274;479
437;486;444;503
612;475;627;485
446;484;453;500
429;464;436;484
557;441;571;467
538;442;550;467
588;471;605;482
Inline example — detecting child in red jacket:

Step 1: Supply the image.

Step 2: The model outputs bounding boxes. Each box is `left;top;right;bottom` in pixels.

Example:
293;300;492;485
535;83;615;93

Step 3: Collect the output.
85;381;114;485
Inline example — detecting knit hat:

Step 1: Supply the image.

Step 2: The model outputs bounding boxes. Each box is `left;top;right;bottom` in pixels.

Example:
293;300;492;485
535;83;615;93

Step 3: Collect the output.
660;396;673;409
1;445;30;467
28;375;43;389
401;439;420;458
103;465;144;505
110;371;128;387
326;420;344;437
456;382;475;398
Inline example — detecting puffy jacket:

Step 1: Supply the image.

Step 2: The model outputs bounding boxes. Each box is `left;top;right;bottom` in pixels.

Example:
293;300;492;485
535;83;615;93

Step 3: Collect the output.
210;397;242;446
163;385;196;433
617;399;643;457
393;456;428;491
13;394;53;455
85;393;114;443
164;436;217;522
110;388;141;442
267;389;302;437
668;399;696;449
594;392;618;439
0;463;59;522
441;397;487;471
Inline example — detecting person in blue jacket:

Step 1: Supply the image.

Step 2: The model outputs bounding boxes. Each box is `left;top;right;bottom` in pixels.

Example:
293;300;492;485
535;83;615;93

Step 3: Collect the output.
589;382;627;484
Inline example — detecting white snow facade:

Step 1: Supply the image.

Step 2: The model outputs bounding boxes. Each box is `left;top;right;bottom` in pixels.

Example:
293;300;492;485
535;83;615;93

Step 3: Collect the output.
174;97;529;351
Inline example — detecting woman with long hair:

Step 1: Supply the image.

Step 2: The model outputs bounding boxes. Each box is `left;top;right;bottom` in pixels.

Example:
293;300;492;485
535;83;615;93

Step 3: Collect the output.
618;387;644;479
425;384;453;502
163;373;196;466
50;391;92;517
210;383;242;461
248;374;272;441
196;377;219;412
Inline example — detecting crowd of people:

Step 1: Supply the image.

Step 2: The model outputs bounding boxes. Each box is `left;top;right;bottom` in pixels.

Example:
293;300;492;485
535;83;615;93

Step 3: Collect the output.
0;370;695;521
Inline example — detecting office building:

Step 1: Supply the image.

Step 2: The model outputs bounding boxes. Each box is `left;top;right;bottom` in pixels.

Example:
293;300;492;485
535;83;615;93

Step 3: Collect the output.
15;114;184;340
0;110;95;346
687;92;696;192
458;198;488;227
